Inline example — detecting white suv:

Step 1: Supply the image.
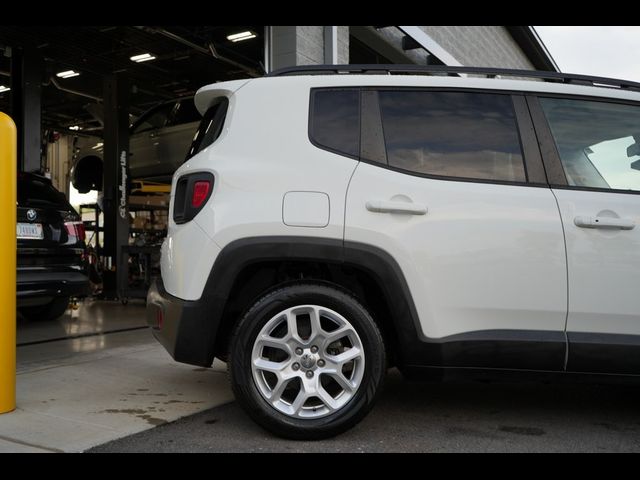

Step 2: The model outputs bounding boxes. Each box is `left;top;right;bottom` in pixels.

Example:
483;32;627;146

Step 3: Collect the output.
147;65;640;439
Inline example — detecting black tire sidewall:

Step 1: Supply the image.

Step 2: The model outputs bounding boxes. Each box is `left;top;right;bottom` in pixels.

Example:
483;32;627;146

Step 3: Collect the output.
229;283;385;439
19;296;70;321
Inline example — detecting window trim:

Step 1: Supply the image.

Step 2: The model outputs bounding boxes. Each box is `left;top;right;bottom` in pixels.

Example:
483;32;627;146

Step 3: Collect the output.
512;95;547;185
529;92;640;196
367;87;533;187
308;87;361;161
360;89;387;165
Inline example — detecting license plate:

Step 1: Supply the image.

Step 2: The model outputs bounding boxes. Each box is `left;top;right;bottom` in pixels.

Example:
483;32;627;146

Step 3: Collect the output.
17;223;44;240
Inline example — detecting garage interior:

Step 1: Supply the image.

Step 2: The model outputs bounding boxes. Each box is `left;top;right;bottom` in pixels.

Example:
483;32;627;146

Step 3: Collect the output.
0;26;555;452
0;25;274;452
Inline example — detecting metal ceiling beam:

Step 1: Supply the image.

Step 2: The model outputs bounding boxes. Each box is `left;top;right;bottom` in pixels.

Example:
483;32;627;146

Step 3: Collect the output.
396;26;462;66
141;27;261;77
48;76;102;102
139;27;210;54
208;43;261;77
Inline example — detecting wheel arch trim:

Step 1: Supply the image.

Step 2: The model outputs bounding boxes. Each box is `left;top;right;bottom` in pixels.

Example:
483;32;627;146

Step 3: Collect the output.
200;236;423;364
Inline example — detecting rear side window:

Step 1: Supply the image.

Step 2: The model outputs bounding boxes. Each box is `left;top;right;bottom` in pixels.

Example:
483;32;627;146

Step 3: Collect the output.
185;97;229;161
378;91;526;182
539;97;640;191
310;89;360;158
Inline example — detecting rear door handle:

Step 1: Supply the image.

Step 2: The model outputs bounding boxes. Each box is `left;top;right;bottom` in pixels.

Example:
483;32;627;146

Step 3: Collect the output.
574;216;635;230
366;200;427;215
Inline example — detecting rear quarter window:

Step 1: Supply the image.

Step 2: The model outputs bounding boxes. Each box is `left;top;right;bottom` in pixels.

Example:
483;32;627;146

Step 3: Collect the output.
309;89;360;158
185;97;229;161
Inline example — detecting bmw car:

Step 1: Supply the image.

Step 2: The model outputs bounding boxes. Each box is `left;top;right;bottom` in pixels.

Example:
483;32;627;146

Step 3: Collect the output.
17;172;90;321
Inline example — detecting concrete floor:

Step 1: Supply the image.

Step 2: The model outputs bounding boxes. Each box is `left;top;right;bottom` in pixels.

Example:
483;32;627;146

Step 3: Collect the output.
91;369;640;453
7;299;640;453
0;300;233;453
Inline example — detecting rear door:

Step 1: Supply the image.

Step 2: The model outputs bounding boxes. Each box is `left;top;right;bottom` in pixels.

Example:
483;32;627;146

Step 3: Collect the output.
530;95;640;374
342;88;568;370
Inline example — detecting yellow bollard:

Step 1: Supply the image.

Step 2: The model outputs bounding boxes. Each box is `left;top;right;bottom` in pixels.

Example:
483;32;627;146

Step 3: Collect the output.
0;112;16;414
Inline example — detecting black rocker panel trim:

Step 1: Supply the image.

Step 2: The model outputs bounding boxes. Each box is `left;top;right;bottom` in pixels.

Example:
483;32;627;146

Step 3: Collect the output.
186;236;566;371
567;332;640;375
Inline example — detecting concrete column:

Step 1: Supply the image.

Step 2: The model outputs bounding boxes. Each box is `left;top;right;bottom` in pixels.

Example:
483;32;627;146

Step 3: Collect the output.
337;26;350;64
10;48;42;173
269;26;350;69
101;73;130;299
324;26;338;64
270;26;297;70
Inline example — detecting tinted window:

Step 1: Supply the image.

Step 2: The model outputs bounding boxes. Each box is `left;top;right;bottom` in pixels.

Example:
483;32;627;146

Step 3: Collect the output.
18;175;67;207
170;99;200;126
131;103;174;134
185;97;229;160
310;89;360;158
540;97;640;191
378;91;526;182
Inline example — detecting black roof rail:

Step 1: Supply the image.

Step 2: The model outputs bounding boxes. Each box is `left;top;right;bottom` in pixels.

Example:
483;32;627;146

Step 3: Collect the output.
266;64;640;93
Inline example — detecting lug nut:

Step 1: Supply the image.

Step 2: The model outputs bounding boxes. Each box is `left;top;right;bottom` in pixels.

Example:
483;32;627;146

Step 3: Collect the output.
306;370;314;378
292;363;300;371
310;345;319;353
317;359;325;367
295;347;303;355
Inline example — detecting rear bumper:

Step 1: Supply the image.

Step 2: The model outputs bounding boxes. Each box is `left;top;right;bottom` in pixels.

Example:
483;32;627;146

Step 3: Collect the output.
17;270;90;307
146;277;221;367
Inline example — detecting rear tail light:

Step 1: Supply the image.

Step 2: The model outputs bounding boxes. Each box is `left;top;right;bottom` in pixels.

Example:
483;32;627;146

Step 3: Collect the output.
173;172;215;224
64;221;86;243
191;181;211;208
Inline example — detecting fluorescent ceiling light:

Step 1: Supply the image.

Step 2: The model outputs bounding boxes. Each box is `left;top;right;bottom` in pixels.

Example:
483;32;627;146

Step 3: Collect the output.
227;31;256;42
68;125;81;131
56;70;80;78
0;85;10;93
92;142;104;149
130;53;156;63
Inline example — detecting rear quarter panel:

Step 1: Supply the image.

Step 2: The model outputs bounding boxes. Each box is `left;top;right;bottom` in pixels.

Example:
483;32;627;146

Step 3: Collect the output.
163;78;358;300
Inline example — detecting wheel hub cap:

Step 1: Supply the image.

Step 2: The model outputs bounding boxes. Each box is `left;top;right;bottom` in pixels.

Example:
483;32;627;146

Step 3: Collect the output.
300;353;316;369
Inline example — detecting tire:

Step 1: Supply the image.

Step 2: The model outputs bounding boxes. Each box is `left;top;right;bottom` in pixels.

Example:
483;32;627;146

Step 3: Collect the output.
228;283;386;439
20;296;70;321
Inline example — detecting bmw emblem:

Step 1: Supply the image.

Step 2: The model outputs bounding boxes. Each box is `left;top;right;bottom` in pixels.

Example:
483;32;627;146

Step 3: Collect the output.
26;209;37;221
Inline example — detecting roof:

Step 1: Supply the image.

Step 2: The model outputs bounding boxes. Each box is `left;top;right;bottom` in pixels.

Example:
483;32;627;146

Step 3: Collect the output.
199;69;640;107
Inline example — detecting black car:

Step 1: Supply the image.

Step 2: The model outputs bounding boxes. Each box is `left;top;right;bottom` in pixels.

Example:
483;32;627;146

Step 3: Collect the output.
17;172;90;321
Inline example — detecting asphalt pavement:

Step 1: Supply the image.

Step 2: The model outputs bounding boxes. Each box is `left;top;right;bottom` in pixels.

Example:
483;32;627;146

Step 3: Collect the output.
89;369;640;453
